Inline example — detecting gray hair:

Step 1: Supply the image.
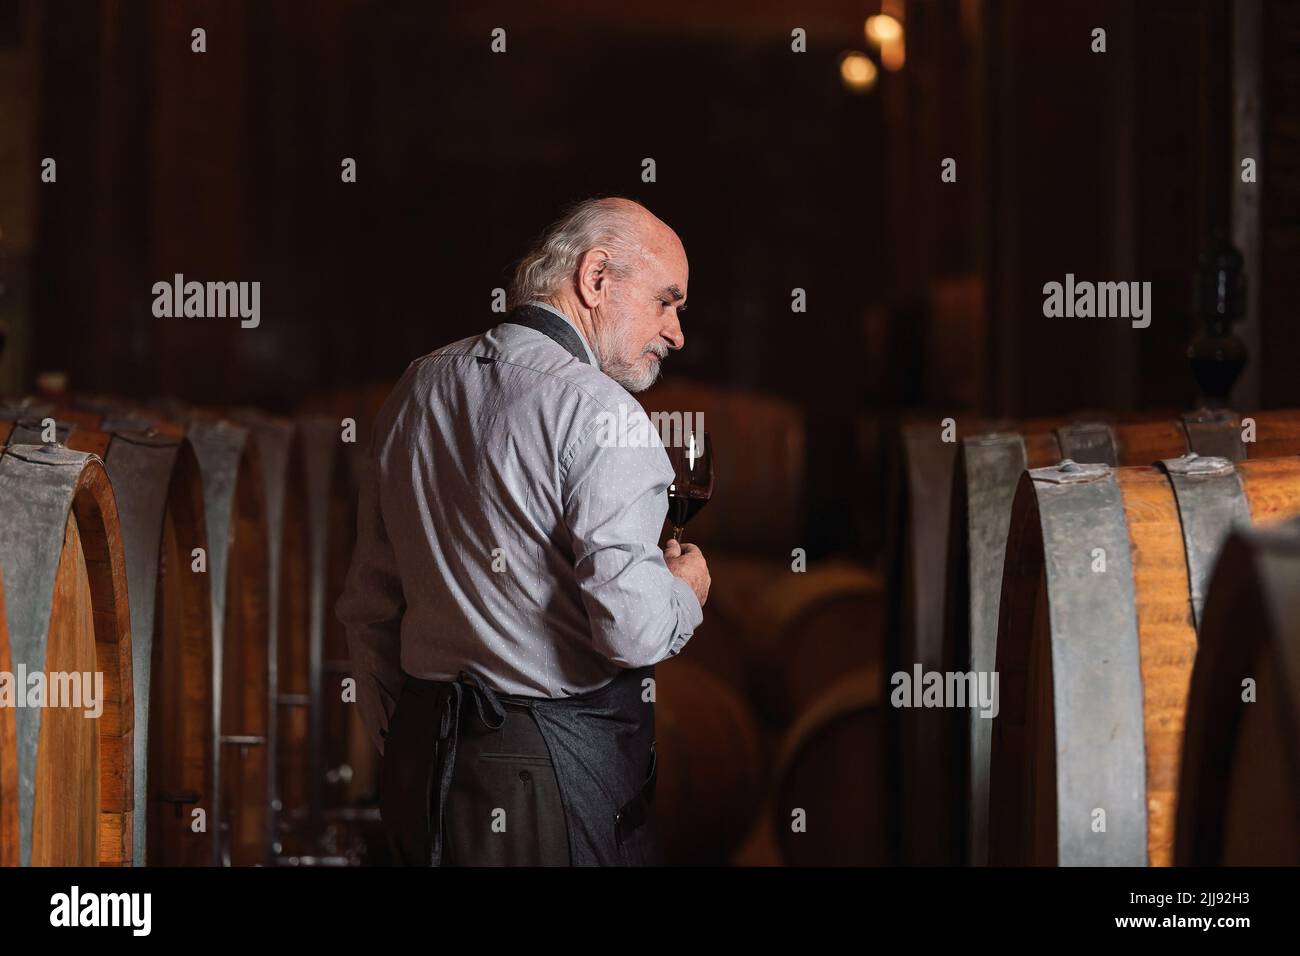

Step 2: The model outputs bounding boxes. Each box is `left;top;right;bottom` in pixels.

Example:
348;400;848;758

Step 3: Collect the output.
508;197;647;308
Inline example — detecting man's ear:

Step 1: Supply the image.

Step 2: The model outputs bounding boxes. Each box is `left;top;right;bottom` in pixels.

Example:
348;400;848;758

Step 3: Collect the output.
575;248;613;308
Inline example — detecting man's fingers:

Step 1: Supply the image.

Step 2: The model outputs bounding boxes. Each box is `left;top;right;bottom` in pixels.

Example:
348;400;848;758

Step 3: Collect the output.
663;539;682;557
679;543;702;556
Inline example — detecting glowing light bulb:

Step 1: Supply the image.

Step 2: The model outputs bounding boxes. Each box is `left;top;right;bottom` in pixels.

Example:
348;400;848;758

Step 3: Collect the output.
839;51;878;93
865;14;903;46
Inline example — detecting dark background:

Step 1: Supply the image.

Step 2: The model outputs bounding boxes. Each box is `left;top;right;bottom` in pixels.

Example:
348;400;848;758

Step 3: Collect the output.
2;0;1297;559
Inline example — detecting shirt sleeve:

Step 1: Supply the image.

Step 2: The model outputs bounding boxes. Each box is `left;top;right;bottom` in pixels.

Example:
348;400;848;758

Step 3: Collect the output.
335;446;407;756
562;409;704;668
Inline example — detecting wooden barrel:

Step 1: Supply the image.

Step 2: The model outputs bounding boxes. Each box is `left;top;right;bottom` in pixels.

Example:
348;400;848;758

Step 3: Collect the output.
5;406;216;866
229;409;310;858
302;394;394;862
990;452;1300;865
770;666;888;865
141;432;214;866
176;413;271;866
884;413;1022;864
0;441;133;865
300;414;374;853
308;418;377;801
685;555;882;724
654;657;762;864
301;382;388;496
683;553;781;698
638;380;805;554
957;409;1300;864
234;410;375;863
1175;519;1300;864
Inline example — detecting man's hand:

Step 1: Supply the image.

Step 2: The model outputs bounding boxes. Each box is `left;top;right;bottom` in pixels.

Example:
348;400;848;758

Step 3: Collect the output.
663;539;710;607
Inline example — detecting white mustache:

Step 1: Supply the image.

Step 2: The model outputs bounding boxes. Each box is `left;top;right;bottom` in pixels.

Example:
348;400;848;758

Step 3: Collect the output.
643;342;668;360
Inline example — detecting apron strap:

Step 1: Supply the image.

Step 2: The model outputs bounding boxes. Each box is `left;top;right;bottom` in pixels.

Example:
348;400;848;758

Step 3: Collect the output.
429;670;508;865
504;303;593;365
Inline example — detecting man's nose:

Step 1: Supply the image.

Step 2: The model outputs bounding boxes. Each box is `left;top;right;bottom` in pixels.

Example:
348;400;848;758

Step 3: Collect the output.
661;315;685;351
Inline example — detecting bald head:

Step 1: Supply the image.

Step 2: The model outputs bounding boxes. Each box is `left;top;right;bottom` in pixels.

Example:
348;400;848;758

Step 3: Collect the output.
510;197;689;392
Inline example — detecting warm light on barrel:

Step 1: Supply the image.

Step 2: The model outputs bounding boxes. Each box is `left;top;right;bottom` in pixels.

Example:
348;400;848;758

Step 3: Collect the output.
839;51;878;93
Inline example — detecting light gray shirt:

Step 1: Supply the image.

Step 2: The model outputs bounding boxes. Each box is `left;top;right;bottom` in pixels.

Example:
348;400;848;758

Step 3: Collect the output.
336;306;703;754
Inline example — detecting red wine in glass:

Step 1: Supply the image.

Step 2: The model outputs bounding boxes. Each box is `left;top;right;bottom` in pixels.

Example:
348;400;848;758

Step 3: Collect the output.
666;430;713;542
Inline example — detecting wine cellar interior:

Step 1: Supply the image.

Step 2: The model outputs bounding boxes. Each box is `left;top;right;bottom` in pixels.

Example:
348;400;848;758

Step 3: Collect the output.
0;0;1298;875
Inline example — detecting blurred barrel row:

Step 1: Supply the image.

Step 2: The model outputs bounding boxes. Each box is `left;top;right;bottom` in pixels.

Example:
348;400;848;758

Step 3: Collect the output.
5;378;1293;867
638;380;886;866
891;409;1300;866
0;394;376;866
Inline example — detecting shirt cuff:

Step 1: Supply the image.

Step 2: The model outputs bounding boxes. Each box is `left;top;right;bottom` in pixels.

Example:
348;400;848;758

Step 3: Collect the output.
668;575;705;654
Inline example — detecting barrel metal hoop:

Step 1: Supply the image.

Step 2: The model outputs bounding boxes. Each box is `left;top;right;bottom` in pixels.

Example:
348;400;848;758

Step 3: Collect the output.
960;431;1028;866
1034;469;1148;865
1;442;98;468
1158;454;1251;630
101;436;185;864
1030;459;1110;485
228;408;296;858
300;415;347;839
1054;422;1118;466
9;416;76;443
186;417;252;866
967;430;1024;447
102;425;182;449
1181;408;1245;462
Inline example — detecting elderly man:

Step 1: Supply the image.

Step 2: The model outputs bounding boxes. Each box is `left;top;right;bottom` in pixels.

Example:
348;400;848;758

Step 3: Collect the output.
336;196;710;866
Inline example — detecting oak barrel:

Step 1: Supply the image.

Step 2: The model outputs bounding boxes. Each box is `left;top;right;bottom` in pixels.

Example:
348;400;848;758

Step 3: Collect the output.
1175;518;1300;864
638;379;805;554
0;442;134;865
886;412;1055;864
654;657;762;864
178;412;271;866
989;452;1300;865
6;406;216;866
230;409;311;858
685;555;882;724
770;666;888;865
957;409;1300;864
300;414;371;852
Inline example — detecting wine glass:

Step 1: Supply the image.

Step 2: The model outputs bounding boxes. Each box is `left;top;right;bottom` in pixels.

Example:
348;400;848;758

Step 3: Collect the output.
665;429;713;542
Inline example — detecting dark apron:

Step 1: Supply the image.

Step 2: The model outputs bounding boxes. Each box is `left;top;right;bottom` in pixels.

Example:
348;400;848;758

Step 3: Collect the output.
378;303;661;866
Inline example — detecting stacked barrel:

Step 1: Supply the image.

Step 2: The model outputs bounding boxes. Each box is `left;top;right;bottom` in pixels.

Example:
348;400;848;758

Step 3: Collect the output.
638;380;886;866
1176;517;1300;864
6;379;1292;869
0;395;370;867
890;407;1300;866
0;411;134;865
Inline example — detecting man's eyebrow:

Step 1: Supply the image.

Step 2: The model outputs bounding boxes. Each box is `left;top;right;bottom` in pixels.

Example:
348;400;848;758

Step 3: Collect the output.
657;285;685;302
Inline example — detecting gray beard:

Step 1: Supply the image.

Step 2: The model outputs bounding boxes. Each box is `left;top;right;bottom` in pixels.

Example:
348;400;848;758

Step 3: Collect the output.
593;309;665;393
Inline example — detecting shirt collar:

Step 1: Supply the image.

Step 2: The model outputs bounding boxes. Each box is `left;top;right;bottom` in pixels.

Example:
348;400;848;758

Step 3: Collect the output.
526;300;598;366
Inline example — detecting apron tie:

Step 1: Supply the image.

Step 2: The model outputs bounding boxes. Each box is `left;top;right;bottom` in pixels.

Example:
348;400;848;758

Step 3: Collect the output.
430;670;507;864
